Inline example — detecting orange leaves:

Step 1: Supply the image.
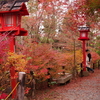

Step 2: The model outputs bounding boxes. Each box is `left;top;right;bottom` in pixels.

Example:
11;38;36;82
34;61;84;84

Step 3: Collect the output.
75;50;83;63
57;50;82;70
91;52;100;63
5;52;27;72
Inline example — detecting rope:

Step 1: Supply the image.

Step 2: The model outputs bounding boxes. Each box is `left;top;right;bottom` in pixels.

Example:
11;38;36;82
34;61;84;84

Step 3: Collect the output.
5;82;20;100
4;78;33;100
5;80;32;100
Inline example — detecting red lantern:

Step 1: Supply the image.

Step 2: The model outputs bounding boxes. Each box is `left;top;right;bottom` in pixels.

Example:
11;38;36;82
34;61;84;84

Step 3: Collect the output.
0;1;29;99
0;3;29;36
78;27;90;40
78;26;90;75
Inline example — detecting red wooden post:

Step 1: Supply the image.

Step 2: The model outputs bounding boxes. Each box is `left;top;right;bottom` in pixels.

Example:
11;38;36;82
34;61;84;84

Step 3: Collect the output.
9;36;15;52
10;66;17;98
83;40;86;71
9;36;17;99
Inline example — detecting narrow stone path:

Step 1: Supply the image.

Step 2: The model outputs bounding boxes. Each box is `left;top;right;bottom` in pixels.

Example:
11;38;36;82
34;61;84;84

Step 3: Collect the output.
35;69;100;100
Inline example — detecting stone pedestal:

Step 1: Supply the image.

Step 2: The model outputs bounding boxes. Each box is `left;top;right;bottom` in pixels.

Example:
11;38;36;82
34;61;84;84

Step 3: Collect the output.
83;71;89;76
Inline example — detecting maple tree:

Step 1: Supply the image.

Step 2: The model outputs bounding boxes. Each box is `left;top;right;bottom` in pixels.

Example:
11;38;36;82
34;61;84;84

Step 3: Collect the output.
5;52;27;72
15;37;84;81
16;42;64;81
20;0;69;44
91;51;100;63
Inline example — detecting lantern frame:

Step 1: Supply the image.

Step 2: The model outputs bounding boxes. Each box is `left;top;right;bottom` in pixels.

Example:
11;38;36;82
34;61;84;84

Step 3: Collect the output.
78;26;90;40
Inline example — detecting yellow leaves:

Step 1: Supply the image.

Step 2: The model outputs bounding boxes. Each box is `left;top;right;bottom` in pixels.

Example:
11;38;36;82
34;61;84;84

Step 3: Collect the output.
76;64;82;73
5;52;27;72
75;49;82;63
57;50;83;70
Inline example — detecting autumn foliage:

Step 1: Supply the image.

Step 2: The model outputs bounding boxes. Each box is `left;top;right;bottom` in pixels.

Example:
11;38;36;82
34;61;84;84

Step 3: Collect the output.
5;52;27;72
14;40;83;81
0;0;100;95
17;43;65;81
91;52;100;63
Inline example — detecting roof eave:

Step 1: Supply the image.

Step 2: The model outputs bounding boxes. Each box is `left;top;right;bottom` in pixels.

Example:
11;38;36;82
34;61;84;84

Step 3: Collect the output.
0;3;29;15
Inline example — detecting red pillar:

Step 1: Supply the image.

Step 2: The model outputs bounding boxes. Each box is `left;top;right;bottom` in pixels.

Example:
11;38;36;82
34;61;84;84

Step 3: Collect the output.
83;40;86;71
9;36;17;99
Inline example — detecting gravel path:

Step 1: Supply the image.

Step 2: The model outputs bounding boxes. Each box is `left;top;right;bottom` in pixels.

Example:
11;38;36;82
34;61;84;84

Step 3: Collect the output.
35;69;100;100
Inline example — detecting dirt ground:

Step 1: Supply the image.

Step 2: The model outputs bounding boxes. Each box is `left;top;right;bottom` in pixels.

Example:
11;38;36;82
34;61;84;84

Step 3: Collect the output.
34;69;100;100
